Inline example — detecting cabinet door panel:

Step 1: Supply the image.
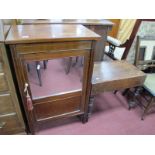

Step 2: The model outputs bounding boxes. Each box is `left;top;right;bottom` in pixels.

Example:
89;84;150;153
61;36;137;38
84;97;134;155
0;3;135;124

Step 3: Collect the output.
10;40;92;133
34;94;81;121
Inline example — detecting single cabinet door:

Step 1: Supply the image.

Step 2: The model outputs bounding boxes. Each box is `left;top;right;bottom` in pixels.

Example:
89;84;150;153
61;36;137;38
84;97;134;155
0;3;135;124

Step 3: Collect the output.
11;41;92;131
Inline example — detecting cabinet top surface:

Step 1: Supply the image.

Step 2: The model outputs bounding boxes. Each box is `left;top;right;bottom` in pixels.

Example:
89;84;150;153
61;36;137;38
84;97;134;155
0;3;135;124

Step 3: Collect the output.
5;24;101;44
21;19;114;26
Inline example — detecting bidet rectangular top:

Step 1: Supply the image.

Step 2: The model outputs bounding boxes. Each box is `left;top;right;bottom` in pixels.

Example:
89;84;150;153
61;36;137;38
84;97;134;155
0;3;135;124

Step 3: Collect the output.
5;24;101;44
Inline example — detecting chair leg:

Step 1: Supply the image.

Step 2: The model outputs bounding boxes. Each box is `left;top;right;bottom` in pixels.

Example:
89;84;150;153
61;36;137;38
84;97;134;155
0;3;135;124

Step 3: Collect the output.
36;61;42;86
76;56;78;63
72;56;79;67
66;57;72;74
80;56;84;66
141;97;154;120
27;64;30;72
43;60;48;69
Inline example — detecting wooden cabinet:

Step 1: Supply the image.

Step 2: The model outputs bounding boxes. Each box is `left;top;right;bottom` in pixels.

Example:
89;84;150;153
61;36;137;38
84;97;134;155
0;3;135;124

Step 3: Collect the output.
0;43;25;134
6;24;100;134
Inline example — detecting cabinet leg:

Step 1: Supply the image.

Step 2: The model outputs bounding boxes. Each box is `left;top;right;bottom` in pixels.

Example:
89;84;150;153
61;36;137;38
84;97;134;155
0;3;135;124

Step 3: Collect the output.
78;114;88;124
81;114;88;124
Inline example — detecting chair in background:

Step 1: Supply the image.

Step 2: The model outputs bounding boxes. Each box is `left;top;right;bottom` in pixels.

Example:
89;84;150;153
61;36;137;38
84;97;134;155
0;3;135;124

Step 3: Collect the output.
133;35;155;120
104;19;141;61
104;36;125;60
27;60;48;86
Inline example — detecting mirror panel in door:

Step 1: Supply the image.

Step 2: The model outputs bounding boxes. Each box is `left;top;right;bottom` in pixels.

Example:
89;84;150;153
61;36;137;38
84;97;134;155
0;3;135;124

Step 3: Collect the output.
25;56;84;100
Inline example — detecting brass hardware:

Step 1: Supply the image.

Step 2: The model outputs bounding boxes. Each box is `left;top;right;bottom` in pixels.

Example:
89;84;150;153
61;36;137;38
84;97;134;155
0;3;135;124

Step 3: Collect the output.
24;83;29;93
